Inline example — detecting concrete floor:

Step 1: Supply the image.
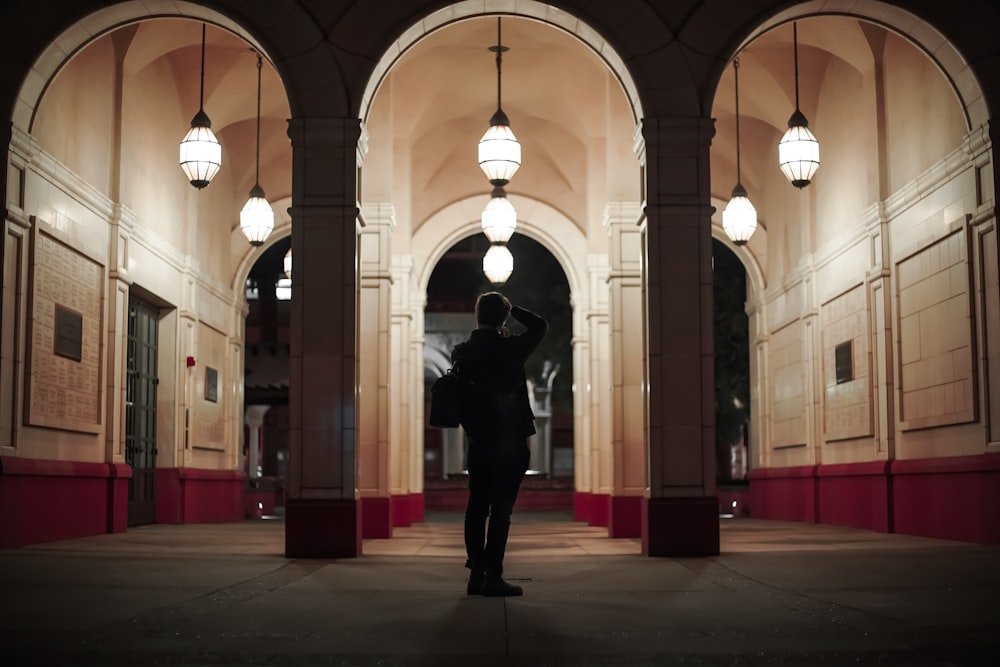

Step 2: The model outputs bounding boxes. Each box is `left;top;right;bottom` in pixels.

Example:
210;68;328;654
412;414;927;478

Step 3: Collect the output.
1;511;997;666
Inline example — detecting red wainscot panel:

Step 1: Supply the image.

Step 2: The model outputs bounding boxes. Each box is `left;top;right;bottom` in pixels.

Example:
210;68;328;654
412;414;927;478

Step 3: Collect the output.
892;453;1000;544
815;461;892;533
361;496;392;539
408;492;425;523
0;457;131;547
588;492;610;527
156;468;245;524
573;491;591;522
609;495;642;538
390;494;412;528
747;465;818;522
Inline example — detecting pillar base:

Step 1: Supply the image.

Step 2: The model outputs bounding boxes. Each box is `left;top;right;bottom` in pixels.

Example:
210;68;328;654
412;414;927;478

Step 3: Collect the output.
609;495;642;538
390;494;412;528
643;497;719;556
573;491;591;522
408;492;425;523
285;498;361;558
361;496;392;538
588;492;609;527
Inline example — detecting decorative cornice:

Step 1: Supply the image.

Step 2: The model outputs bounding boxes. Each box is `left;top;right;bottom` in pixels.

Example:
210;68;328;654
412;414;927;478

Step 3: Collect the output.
10;125;115;222
884;128;983;222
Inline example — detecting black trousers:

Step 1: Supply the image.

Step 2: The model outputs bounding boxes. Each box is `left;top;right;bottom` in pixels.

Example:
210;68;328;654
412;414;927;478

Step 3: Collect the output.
464;434;530;577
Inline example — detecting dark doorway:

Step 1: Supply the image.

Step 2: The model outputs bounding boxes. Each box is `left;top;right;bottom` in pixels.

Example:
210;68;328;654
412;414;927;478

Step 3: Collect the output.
125;296;159;526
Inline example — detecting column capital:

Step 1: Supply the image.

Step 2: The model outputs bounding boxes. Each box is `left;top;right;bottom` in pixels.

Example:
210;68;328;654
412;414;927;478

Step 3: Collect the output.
287;117;362;208
286;117;363;149
641;116;715;209
602;201;644;232
640;116;715;150
359;202;397;233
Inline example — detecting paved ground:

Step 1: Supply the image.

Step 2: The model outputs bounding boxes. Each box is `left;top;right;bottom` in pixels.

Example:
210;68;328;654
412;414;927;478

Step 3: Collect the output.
1;511;997;666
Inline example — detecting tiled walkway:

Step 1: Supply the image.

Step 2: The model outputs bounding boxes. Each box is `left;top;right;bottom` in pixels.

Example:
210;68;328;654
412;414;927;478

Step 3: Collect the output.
1;512;998;666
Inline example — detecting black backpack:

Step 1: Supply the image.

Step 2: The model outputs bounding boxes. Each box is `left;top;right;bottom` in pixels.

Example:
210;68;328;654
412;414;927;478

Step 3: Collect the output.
428;364;464;429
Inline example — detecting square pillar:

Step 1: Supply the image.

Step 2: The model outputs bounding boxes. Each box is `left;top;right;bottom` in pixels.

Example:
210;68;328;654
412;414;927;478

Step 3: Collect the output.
641;117;720;556
285;117;363;558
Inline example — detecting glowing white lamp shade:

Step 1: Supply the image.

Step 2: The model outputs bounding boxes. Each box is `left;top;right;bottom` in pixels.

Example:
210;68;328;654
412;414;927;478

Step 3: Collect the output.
179;111;221;189
722;183;758;246
481;187;517;243
778;110;820;188
479;119;521;186
240;184;274;246
483;243;513;284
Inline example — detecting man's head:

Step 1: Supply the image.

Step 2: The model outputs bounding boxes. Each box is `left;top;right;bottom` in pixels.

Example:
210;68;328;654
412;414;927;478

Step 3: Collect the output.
475;291;511;329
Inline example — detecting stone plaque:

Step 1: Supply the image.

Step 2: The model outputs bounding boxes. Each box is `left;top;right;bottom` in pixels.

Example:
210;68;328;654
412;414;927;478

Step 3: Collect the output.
26;227;103;432
54;305;83;361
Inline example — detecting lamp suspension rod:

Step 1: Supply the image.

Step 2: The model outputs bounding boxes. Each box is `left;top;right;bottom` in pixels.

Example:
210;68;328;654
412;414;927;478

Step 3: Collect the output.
792;21;800;110
734;57;742;184
495;17;503;110
254;51;262;186
198;23;206;110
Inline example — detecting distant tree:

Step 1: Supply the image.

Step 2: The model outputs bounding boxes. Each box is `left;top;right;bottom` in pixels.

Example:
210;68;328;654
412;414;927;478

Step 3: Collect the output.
712;240;750;483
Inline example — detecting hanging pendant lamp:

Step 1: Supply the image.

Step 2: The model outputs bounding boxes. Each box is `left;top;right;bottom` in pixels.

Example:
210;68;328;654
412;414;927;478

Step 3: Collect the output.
722;57;758;246
478;17;521;187
483;243;514;284
481;185;517;243
778;22;820;188
240;52;274;246
179;24;222;189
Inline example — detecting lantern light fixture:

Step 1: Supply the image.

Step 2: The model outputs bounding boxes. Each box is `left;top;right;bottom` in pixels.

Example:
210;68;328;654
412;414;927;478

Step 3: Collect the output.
778;22;820;188
179;23;222;189
283;247;292;280
481;185;517;243
478;17;521;187
240;51;274;246
722;57;758;246
482;243;514;285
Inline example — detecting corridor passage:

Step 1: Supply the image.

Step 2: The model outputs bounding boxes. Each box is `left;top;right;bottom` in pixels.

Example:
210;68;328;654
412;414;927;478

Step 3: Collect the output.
1;513;997;666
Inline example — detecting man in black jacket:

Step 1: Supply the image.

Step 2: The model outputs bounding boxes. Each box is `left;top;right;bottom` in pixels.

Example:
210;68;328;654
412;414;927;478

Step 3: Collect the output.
452;292;547;596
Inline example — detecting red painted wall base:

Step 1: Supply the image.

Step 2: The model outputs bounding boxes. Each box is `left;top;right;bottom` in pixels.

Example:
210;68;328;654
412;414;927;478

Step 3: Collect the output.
748;454;1000;544
643;496;720;556
361;496;392;538
0;457;131;548
156;468;245;524
408;492;425;523
588;492;609;527
574;491;591;522
390;494;412;527
285;497;361;557
609;495;642;538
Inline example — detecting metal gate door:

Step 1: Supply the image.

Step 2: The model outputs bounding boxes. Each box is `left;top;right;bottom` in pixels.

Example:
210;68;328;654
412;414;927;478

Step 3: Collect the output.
125;297;159;526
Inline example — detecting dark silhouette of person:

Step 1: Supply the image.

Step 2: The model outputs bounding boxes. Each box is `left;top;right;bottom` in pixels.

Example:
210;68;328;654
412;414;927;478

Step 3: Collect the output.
451;291;547;596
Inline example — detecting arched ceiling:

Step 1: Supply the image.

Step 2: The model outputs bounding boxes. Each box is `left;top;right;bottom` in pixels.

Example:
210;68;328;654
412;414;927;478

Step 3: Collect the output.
364;16;638;237
709;15;964;200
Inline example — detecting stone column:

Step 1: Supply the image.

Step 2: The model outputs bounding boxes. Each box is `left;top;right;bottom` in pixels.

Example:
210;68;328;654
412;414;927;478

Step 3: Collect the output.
105;204;134;468
244;404;270;480
604;202;645;538
641;117;720;556
408;294;426;521
391;254;418;525
586;256;610;526
178;257;200;470
571;288;591;521
358;203;394;539
285;118;363;557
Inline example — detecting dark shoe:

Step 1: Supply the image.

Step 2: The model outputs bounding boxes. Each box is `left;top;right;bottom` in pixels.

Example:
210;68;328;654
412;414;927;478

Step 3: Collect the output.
467;568;485;595
481;576;523;597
